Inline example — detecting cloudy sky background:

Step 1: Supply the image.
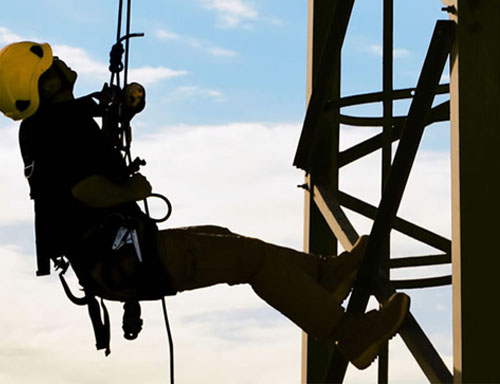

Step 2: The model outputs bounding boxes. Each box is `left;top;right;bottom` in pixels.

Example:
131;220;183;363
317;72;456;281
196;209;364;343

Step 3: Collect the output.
1;1;452;383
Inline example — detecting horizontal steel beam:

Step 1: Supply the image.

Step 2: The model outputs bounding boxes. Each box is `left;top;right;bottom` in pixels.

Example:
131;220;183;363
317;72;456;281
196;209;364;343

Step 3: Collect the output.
327;84;450;109
391;275;451;289
390;254;451;268
338;101;450;166
339;100;449;127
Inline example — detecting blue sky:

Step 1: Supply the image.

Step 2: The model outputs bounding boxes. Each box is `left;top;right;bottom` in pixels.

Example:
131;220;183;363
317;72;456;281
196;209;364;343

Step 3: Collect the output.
0;0;310;126
0;1;453;383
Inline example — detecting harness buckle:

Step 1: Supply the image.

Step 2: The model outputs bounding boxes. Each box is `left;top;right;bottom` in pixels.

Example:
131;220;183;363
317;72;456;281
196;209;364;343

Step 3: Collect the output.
112;225;129;250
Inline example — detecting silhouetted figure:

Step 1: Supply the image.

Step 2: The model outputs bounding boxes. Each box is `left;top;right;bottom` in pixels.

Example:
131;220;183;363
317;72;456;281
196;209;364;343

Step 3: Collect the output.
0;41;409;370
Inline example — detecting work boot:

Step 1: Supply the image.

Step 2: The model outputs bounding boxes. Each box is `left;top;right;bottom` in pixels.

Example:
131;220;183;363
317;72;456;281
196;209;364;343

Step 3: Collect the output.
335;292;410;370
319;235;369;303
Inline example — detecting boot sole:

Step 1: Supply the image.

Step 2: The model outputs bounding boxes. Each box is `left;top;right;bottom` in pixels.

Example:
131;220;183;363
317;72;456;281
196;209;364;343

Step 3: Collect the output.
350;294;410;370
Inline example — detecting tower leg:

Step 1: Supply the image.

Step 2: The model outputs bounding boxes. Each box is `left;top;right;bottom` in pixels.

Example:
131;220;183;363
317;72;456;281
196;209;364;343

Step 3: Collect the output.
449;1;500;382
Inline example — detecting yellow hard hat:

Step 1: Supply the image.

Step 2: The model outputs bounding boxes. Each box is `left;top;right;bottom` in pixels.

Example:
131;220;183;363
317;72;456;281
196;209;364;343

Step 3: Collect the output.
0;41;53;121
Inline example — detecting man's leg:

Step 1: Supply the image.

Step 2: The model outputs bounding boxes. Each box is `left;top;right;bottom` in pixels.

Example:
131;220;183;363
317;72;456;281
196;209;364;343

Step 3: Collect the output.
158;226;368;296
156;226;346;338
156;226;410;369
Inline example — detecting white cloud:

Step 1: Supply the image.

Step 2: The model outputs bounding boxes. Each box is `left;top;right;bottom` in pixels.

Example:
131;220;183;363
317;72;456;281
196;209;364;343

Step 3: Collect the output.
0;119;452;251
207;46;237;57
156;29;181;41
0;242;300;383
52;44;188;86
367;44;411;59
156;28;238;57
0;123;32;226
200;0;259;28
168;85;225;102
0;27;188;86
0;119;453;383
394;48;411;58
52;44;109;80
133;122;305;246
0;26;23;44
0;121;306;383
128;66;188;85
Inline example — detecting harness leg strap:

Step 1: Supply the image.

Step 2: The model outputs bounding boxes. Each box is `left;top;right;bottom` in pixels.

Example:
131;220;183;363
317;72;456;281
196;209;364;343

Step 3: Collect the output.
87;295;111;356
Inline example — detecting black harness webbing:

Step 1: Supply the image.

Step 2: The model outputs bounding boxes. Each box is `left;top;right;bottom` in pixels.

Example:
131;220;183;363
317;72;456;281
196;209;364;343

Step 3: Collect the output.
58;261;111;355
88;296;111;356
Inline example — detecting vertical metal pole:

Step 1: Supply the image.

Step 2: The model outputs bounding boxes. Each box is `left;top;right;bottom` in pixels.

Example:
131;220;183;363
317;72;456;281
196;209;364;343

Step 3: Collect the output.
379;0;393;382
301;4;314;382
302;1;340;381
382;0;394;187
301;0;359;381
449;0;500;382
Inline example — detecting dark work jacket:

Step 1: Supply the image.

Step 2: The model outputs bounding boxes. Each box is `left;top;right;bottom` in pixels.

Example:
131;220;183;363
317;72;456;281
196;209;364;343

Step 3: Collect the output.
18;97;172;300
19;96;128;276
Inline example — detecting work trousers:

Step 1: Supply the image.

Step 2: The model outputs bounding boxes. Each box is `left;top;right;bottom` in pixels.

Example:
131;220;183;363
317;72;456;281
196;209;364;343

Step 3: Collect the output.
156;225;344;338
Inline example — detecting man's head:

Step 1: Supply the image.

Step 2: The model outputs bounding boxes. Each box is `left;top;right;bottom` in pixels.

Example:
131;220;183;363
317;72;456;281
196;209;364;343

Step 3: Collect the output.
0;41;77;121
38;56;77;103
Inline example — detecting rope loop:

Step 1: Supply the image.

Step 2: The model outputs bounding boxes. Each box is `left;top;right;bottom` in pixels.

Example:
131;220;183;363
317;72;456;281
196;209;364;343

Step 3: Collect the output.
109;42;125;74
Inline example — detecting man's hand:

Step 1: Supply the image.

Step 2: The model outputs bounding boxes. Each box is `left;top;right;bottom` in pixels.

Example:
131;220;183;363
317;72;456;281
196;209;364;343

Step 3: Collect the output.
128;173;152;200
72;173;153;208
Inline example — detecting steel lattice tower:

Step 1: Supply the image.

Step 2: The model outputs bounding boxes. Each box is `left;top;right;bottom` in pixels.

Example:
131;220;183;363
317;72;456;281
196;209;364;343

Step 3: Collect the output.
295;1;500;383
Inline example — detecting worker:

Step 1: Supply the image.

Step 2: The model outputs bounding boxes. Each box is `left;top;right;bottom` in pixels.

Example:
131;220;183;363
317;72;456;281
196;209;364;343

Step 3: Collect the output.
0;41;410;370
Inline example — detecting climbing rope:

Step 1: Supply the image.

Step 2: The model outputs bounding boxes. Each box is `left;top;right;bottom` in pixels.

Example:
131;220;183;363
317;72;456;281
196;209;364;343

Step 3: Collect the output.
106;0;172;222
162;297;175;384
109;1;175;382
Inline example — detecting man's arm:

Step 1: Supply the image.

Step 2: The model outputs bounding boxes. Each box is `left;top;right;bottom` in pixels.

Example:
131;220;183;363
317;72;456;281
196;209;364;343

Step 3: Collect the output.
72;173;152;208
